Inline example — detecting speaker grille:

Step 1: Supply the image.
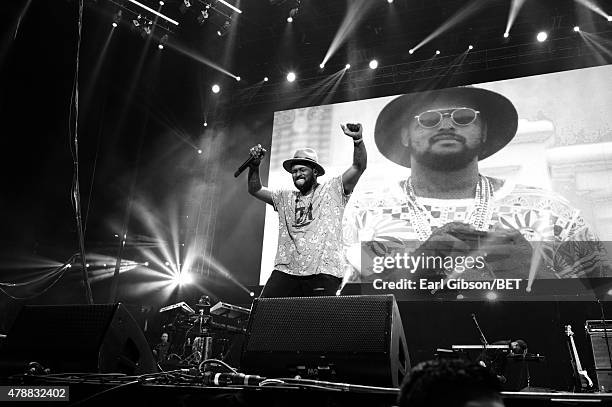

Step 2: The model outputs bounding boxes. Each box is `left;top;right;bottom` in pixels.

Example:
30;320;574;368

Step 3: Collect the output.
246;295;391;353
0;304;157;375
5;304;116;356
590;334;612;369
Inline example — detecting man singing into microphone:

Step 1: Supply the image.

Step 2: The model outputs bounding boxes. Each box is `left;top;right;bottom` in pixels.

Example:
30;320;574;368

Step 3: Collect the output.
247;124;367;297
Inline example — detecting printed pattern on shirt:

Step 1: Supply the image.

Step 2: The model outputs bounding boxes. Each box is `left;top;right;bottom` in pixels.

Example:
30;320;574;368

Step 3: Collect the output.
272;175;350;278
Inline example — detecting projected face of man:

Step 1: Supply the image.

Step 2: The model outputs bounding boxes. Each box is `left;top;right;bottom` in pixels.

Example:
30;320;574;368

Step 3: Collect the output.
402;100;487;171
161;333;169;343
291;164;318;193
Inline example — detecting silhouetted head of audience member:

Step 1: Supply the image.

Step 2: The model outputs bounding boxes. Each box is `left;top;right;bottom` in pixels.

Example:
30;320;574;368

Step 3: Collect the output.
398;358;504;407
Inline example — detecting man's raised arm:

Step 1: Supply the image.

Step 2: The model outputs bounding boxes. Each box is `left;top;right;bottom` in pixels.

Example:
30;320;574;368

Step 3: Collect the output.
341;123;367;195
246;144;274;206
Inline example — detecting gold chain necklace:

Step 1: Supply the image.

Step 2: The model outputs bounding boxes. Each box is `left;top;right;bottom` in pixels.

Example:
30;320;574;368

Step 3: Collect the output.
404;175;493;241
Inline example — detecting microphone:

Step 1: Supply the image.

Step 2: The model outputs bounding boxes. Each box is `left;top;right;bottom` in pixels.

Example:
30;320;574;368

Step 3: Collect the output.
202;371;265;386
234;155;256;178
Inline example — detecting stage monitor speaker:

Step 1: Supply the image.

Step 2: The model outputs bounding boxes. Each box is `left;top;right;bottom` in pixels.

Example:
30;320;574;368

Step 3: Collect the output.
589;333;612;370
595;370;612;392
241;294;409;387
0;303;158;375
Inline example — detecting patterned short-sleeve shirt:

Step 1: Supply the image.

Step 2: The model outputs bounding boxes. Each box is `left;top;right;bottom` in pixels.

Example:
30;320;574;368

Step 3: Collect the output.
343;176;611;280
272;175;350;278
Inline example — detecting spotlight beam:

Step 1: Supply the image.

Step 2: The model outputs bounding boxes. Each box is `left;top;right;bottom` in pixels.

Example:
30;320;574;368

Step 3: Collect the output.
201;256;252;294
504;0;527;37
127;0;179;25
573;0;610;20
321;0;377;67
580;31;612;60
167;42;239;80
409;0;487;54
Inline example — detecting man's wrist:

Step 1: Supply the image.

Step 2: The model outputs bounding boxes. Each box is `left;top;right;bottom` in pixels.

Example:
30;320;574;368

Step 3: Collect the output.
353;137;363;145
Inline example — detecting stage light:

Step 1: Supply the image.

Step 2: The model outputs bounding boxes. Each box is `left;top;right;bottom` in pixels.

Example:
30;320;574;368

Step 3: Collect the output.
503;32;509;38
456;294;465;300
159;0;164;5
536;31;548;42
203;121;208;126
468;45;474;50
369;59;378;69
319;63;325;69
103;264;108;268
66;264;72;268
132;14;142;27
86;264;90;268
288;6;299;21
263;76;269;82
144;262;149;267
574;26;580;32
112;10;122;27
217;20;231;37
608;16;612;22
197;149;203;154
485;291;498;301
165;261;170;266
235;76;241;81
435;50;441;55
197;9;209;25
408;49;414;54
387;0;393;3
158;34;168;50
176;272;193;286
211;84;220;93
179;0;191;13
127;0;179;26
286;71;296;82
249;291;255;297
345;63;351;70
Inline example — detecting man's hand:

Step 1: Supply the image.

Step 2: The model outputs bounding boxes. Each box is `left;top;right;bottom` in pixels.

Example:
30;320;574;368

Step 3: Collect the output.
340;123;363;141
249;144;267;167
418;222;476;257
474;224;533;278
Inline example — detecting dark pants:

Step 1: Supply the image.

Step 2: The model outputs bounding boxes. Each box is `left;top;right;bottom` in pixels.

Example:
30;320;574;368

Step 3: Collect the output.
260;270;342;298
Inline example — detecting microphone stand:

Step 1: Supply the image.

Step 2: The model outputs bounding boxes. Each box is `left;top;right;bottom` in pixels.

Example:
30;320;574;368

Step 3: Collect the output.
471;313;489;348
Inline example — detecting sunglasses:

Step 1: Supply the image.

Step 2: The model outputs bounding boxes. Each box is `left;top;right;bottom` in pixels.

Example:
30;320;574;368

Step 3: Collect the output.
414;107;480;128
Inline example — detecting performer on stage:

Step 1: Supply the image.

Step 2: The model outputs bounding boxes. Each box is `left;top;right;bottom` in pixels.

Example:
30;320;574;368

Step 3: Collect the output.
152;332;171;363
247;123;367;297
344;87;610;281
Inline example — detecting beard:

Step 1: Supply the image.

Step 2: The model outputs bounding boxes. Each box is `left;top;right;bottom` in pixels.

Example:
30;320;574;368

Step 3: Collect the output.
294;174;317;193
411;139;482;171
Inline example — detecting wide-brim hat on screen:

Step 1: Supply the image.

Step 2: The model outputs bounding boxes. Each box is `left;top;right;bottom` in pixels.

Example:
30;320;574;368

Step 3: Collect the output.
374;86;519;168
282;148;325;175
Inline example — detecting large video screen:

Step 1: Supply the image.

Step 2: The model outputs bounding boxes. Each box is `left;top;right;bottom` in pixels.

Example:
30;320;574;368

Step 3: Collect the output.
260;64;612;300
